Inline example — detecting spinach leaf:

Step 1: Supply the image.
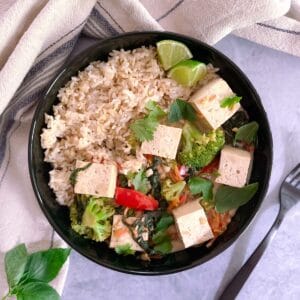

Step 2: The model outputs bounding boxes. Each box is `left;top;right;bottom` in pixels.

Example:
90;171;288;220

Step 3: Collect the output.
234;121;259;144
69;163;92;186
153;239;172;254
155;214;174;232
4;244;28;289
115;244;135;256
188;177;213;201
22;248;71;283
168;99;197;123
220;96;242;108
16;282;59;300
215;183;259;213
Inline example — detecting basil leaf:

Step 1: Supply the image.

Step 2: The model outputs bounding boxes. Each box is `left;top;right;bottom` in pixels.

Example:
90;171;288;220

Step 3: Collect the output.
4;244;28;288
17;282;59;300
115;244;135;256
69;163;91;186
234;121;259;144
155;214;174;232
188;177;213;200
168;99;197;123
153;239;172;254
23;248;71;283
220;96;242;108
215;183;259;213
131;169;151;194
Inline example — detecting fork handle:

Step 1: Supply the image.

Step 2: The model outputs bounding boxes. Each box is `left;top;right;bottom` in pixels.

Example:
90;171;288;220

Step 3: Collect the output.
219;213;282;300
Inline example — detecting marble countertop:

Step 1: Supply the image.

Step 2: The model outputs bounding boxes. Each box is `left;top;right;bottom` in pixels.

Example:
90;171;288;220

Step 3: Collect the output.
62;34;300;300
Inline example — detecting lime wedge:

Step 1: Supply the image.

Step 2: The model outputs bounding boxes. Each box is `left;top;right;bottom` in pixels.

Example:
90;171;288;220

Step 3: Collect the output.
168;60;207;87
157;40;193;70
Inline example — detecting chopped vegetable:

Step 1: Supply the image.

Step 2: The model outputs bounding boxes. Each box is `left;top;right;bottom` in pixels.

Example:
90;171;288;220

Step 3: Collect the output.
115;244;135;256
215;183;259;213
115;187;159;211
234;121;259;144
168;99;197;123
220;96;242;108
188;177;213;201
130;169;151;194
70;196;115;242
200;157;220;174
149;156;163;201
69;163;92;186
177;122;225;168
130;101;166;142
161;179;186;202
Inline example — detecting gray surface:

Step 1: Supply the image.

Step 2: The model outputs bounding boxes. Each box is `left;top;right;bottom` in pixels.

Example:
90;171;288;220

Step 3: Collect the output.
62;34;300;300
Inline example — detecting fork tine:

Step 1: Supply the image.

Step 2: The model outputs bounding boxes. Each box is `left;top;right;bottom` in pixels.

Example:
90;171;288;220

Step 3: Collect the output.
285;163;300;183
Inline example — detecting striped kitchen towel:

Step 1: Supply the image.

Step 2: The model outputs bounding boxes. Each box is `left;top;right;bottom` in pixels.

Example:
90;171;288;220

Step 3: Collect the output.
0;0;299;296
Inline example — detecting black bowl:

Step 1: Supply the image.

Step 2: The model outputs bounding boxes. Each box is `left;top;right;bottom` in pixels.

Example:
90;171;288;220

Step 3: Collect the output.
29;31;273;275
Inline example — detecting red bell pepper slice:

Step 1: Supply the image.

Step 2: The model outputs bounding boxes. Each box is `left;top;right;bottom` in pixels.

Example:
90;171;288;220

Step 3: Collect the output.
200;157;220;174
115;187;159;211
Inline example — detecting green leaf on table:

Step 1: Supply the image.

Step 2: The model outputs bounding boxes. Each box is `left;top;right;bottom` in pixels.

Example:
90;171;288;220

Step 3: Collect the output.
16;282;59;300
130;101;166;142
115;244;135;256
188;177;213;201
234;121;259;144
168;99;197;123
22;248;71;283
220;96;242;108
215;183;259;213
4;243;28;288
131;169;151;194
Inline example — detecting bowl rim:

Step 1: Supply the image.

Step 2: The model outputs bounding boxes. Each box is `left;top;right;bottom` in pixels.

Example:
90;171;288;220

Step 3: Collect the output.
28;30;273;275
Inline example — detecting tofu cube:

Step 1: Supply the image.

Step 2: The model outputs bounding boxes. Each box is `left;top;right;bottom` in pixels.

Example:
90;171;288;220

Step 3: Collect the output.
189;78;240;130
215;145;252;188
74;160;117;198
110;215;146;252
141;125;182;159
172;200;214;248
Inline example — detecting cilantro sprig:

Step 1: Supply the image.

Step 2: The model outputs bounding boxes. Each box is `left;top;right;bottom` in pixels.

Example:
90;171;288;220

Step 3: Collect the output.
115;244;135;256
2;244;70;300
127;169;151;194
130;101;166;142
168;98;197;123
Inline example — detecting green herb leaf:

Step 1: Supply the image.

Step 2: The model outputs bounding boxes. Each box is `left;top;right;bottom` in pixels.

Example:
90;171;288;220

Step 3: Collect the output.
22;248;71;283
155;214;174;232
131;169;151;194
115;244;135;256
130;101;166;142
215;183;259;213
153;239;172;254
146;101;166;119
16;282;59;300
188;177;213;200
234;121;259;144
220;96;242;108
168;99;197;123
69;163;92;186
4;244;28;289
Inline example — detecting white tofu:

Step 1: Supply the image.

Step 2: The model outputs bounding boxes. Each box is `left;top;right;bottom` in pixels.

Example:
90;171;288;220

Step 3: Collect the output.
110;215;145;252
172;200;214;248
141;125;182;159
215;145;252;188
74;160;117;198
189;78;240;130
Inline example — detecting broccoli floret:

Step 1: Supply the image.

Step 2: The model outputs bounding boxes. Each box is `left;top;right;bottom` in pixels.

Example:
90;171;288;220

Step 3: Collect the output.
177;122;225;168
161;179;186;202
70;196;115;242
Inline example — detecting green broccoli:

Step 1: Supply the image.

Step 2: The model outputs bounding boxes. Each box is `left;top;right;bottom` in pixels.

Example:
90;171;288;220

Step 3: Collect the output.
177;122;225;168
70;195;115;242
161;179;186;202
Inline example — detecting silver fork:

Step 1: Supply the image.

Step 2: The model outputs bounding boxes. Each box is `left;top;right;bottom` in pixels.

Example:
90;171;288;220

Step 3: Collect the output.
219;163;300;300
